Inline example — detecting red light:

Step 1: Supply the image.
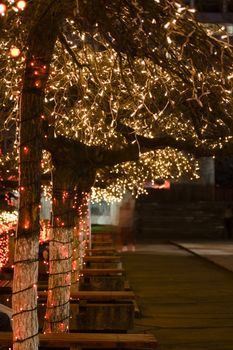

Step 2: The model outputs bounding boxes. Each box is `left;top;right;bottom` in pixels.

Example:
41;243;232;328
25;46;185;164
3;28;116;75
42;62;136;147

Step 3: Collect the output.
23;146;29;154
34;79;42;88
24;220;29;229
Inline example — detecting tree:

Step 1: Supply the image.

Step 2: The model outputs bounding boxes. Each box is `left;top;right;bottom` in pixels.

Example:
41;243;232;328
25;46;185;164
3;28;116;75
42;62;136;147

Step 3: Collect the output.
0;1;75;349
43;165;75;333
1;1;233;349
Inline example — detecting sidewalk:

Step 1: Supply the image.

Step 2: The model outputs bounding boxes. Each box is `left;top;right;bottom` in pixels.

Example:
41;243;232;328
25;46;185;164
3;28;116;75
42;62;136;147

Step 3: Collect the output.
173;241;233;273
122;242;233;350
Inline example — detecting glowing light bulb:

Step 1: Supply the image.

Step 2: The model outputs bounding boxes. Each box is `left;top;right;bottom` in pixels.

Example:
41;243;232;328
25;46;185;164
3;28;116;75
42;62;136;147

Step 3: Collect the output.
0;3;6;14
34;79;42;88
16;0;26;10
24;219;30;229
10;47;21;58
23;146;29;154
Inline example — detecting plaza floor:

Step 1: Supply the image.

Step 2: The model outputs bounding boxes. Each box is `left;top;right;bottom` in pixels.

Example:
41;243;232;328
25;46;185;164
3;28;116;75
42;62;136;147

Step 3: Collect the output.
121;241;233;350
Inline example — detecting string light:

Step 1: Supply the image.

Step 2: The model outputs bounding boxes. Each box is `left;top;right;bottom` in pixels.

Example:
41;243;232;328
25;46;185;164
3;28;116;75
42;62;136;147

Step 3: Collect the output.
0;210;17;268
0;3;6;14
10;46;21;58
16;0;26;11
1;4;233;203
34;79;42;88
0;233;10;269
5;0;233;344
23;146;29;154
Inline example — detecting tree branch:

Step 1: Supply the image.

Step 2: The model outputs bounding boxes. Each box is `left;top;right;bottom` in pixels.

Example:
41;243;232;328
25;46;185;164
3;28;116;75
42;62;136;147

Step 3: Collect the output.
44;125;233;174
58;32;88;69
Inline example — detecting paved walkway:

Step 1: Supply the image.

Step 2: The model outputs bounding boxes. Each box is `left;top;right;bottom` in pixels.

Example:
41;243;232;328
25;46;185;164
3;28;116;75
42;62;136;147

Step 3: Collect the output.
173;241;233;273
122;242;233;350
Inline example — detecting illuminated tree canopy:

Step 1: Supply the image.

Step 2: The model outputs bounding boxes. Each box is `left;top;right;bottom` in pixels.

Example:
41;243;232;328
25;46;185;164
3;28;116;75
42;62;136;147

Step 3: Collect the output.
1;1;233;348
1;0;233;200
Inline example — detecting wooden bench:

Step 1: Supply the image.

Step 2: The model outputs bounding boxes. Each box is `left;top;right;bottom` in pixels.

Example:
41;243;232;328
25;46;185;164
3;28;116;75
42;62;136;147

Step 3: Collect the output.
79;274;125;292
83;256;122;269
83;256;121;262
80;268;125;276
0;331;158;349
91;232;113;241
0;280;12;295
86;248;118;255
38;290;135;301
38;291;136;332
1;283;129;296
91;240;114;247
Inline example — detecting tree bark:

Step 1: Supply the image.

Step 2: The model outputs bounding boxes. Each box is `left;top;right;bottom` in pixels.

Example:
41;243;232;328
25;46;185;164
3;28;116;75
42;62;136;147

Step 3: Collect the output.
13;48;50;350
43;226;73;333
43;167;75;333
13;1;74;348
71;191;91;290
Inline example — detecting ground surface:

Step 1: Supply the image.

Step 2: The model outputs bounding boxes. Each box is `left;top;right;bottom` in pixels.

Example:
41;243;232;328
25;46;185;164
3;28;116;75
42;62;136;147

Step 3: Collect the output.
122;242;233;350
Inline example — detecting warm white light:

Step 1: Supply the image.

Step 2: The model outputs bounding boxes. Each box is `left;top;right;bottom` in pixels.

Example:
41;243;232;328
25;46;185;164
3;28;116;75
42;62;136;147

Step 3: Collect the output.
10;47;21;58
16;0;26;10
0;3;6;14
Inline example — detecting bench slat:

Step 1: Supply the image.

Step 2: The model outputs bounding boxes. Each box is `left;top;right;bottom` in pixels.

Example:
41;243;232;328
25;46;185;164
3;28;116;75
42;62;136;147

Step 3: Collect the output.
83;256;121;262
38;290;135;301
86;248;117;253
91;241;113;246
80;268;125;276
0;332;158;349
71;291;135;300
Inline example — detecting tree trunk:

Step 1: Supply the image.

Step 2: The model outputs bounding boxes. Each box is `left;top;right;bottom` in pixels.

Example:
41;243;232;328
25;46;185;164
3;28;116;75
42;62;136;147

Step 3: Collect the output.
12;2;70;348
13;53;49;350
71;191;91;290
71;224;81;291
44;226;73;332
43;167;75;333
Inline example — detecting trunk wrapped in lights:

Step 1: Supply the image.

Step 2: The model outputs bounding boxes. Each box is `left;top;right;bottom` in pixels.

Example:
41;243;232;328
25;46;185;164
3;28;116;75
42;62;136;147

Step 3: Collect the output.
43;167;75;333
12;1;75;347
13;54;50;350
13;89;43;349
71;191;91;290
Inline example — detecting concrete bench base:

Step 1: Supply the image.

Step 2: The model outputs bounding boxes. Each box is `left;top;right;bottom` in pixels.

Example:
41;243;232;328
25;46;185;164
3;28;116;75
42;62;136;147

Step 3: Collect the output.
38;301;134;332
76;301;135;332
79;275;125;291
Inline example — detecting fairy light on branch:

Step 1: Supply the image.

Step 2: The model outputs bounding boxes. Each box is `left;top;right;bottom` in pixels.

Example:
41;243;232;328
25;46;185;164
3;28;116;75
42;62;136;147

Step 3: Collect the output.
0;210;17;268
16;0;27;11
10;46;21;58
0;234;10;269
1;1;233;204
0;3;6;14
0;210;18;234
